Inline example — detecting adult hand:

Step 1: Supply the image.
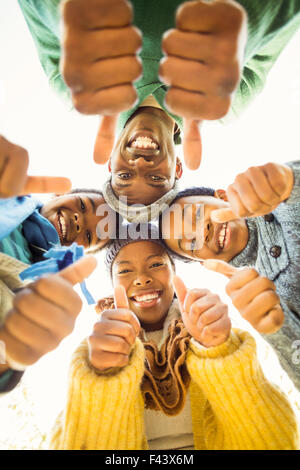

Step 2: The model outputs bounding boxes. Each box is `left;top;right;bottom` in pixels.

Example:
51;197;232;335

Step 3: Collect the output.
0;255;97;370
203;259;284;334
211;163;294;223
88;285;140;371
0;136;71;198
61;0;143;164
159;0;247;170
173;275;231;347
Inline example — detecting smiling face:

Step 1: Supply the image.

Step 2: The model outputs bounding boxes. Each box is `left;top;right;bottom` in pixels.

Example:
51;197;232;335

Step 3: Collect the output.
110;107;182;205
162;195;249;262
112;241;175;331
40;192;115;250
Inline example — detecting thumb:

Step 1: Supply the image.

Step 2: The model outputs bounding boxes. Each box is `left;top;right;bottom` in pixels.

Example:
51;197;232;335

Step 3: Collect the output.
114;285;129;309
58;255;97;285
93;115;118;164
183;118;203;170
173;275;188;312
22;176;71;195
210;207;237;223
203;259;238;279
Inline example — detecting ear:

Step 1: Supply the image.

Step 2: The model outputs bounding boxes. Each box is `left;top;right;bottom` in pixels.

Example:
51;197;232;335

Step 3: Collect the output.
214;189;228;202
175;157;183;179
108;159;112;173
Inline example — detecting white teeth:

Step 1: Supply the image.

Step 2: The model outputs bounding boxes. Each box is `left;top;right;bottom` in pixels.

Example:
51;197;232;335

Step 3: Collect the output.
134;292;159;302
58;214;67;240
218;223;227;249
130;136;158;150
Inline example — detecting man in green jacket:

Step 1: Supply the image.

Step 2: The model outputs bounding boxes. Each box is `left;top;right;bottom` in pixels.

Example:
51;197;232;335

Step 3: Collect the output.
18;0;300;212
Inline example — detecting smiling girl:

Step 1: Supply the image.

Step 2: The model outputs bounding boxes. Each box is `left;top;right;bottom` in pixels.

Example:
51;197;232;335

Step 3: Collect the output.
48;224;299;450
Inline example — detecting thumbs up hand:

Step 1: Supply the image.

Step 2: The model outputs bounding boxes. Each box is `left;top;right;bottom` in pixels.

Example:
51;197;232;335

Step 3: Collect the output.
203;259;284;334
88;285;140;372
0;136;71;198
159;0;247;170
211;163;294;223
173;276;231;348
0;255;97;371
61;0;142;165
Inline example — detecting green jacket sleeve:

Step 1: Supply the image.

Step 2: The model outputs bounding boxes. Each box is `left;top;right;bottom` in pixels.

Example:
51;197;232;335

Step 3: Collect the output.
18;0;71;105
18;0;300;120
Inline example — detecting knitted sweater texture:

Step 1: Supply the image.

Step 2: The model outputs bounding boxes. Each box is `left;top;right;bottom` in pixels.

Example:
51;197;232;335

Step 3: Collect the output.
49;329;299;450
230;161;300;391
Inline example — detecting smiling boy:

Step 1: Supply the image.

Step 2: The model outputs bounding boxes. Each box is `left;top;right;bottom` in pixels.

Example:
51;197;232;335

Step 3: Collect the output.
48;225;299;450
161;160;300;389
103;102;183;221
18;0;300;172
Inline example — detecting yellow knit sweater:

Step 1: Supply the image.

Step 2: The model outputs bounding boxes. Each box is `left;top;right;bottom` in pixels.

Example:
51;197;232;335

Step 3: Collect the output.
49;329;299;450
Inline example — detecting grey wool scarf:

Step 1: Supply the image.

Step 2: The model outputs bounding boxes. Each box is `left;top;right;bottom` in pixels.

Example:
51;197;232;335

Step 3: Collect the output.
102;178;180;223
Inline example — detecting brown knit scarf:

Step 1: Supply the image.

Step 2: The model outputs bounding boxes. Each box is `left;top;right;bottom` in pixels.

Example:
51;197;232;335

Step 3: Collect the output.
95;297;191;416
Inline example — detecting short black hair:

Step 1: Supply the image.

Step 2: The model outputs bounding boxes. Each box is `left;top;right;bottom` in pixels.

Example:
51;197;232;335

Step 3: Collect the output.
105;223;176;278
69;188;103;197
171;186;215;203
157;186;215;263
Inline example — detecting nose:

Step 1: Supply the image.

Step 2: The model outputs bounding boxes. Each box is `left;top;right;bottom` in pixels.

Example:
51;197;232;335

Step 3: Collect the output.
133;274;153;287
73;212;82;233
129;157;154;168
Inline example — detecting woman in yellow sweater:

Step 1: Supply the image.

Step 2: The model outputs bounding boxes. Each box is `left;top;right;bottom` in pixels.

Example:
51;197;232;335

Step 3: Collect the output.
50;225;299;450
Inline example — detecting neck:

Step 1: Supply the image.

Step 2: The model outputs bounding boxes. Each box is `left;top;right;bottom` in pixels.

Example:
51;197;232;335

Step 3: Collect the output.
141;313;168;332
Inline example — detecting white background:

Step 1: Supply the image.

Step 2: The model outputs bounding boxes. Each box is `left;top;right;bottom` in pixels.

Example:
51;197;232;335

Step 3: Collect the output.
0;0;300;448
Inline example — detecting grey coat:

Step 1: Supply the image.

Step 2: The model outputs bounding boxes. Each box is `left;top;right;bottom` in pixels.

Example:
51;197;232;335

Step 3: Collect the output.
230;160;300;390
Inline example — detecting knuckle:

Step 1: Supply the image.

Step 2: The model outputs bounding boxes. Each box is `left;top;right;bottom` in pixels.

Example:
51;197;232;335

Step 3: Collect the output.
124;324;135;343
117;354;129;368
72;294;83;314
161;28;177;52
72;94;91;115
216;37;238;61
132;56;143;80
89;349;101;368
247;268;259;278
32;276;49;294
212;65;239;94
205;96;231;120
130;26;143;50
259;277;273;291
270;308;284;328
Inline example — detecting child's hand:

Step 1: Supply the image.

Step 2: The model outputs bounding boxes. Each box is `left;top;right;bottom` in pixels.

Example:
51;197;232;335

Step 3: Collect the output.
211;163;294;223
173;276;231;348
159;0;247;170
0;136;71;198
61;0;142;164
88;285;140;371
203;259;284;334
0;256;97;370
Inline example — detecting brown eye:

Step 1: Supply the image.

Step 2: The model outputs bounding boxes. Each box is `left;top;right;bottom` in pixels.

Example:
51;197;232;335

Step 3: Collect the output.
86;230;92;246
150;175;164;182
150;262;163;268
118;173;132;180
79;197;86;211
